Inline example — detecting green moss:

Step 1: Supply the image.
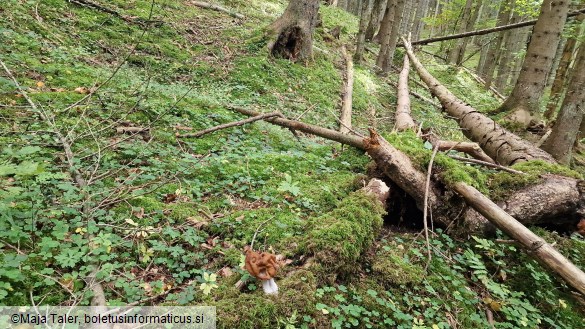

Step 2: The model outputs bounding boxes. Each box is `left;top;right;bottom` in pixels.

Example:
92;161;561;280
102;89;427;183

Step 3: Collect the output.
488;160;583;200
214;269;317;329
384;130;489;192
372;248;424;286
300;191;385;275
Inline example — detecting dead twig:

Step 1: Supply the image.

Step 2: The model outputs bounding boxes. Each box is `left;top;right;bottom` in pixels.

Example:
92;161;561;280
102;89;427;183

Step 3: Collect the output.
423;145;439;270
449;155;525;174
177;112;281;138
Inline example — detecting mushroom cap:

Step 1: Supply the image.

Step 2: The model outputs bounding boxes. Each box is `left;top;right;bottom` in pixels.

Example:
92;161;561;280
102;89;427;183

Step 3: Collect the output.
244;248;279;280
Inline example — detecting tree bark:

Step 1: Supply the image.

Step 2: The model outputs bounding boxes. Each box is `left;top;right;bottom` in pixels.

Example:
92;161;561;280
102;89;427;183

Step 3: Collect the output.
340;46;355;134
377;0;406;74
542;43;585;164
267;0;320;62
395;55;416;131
545;14;584;120
355;0;375;63
494;8;522;92
496;0;570;126
403;38;556;165
365;0;388;40
447;0;475;64
411;0;429;41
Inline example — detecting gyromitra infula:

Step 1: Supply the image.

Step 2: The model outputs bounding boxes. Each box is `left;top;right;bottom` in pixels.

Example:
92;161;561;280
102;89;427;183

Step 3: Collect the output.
244;247;279;294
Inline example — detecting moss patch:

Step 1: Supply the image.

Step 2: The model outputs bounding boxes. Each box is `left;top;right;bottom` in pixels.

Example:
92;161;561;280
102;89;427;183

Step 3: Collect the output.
300;191;385;275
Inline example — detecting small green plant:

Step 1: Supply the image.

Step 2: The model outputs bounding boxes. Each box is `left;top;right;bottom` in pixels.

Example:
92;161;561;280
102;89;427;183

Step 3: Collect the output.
278;173;301;196
199;272;218;295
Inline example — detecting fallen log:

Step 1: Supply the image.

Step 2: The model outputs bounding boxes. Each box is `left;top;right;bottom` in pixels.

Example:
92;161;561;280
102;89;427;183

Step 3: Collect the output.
339;46;354;134
402;37;556;166
395;55;416;131
191;1;244;19
227;105;585;297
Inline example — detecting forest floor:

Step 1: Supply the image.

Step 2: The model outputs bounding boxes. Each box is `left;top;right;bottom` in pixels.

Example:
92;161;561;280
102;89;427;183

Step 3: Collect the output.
1;0;584;328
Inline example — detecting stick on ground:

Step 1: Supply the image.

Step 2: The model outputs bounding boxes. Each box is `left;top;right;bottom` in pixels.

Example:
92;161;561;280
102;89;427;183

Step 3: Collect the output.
177;112;281;138
191;1;244;19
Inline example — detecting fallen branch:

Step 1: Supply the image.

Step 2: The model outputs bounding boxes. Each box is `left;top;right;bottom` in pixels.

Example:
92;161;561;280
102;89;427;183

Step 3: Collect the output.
116;126;149;134
398;7;585;47
449;155;524;174
339;46;354;134
395;54;416;131
426;138;495;164
177;112;281;138
460;66;505;100
191;1;245;19
402;37;556;166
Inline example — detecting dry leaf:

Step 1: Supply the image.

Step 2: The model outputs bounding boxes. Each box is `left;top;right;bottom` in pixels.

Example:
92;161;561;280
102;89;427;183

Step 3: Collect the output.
74;87;89;94
218;267;233;278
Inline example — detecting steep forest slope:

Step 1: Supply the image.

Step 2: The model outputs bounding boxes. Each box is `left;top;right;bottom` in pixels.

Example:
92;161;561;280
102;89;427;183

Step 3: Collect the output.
0;0;584;328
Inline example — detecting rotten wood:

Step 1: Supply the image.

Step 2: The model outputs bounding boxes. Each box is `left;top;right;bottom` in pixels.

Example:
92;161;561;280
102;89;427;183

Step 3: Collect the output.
402;37;556;166
398;7;585;47
191;1;244;19
177;112;281;138
339;46;354;134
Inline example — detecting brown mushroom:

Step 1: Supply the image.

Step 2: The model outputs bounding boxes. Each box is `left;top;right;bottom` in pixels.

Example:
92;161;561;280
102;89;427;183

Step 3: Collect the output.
244;247;279;294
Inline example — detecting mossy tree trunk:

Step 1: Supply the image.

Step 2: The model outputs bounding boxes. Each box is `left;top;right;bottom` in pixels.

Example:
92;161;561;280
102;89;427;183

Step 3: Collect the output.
542;43;585;164
496;0;570;126
267;0;320;63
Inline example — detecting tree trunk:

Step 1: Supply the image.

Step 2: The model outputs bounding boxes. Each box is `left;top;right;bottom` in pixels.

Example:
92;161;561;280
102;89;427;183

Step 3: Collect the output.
497;0;570;126
448;0;479;65
355;0;375;63
428;0;441;38
494;8;522;92
395;55;416;131
267;0;321;63
480;1;513;84
399;0;415;35
375;1;397;66
403;38;556;165
365;0;388;40
411;0;429;41
544;14;584;120
506;26;531;89
542;44;585;164
376;0;406;74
